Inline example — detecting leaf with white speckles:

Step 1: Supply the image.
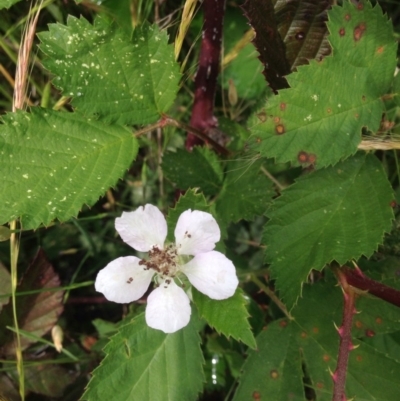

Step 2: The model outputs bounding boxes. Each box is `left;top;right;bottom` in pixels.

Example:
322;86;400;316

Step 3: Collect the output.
248;0;397;168
38;17;180;125
264;153;394;309
0;109;138;229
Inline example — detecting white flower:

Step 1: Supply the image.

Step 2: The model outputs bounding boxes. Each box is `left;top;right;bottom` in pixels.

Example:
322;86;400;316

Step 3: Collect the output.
95;204;238;333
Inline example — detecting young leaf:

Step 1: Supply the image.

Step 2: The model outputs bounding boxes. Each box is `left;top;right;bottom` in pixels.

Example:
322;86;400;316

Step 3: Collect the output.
192;288;256;349
264;153;394;309
0;249;63;356
38;17;180;125
216;158;274;223
248;0;397;168
82;313;205;401
0;108;138;229
162;147;223;196
232;320;305;401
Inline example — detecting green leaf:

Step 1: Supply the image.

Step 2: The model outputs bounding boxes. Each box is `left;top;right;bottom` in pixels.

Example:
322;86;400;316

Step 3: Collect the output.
232;320;305;401
166;189;210;242
163;147;223;196
234;282;400;401
0;249;63;356
82;313;205;401
192;288;256;349
0;108;138;229
264;153;394;309
38;18;180;125
248;0;397;168
216;158;274;223
0;0;22;9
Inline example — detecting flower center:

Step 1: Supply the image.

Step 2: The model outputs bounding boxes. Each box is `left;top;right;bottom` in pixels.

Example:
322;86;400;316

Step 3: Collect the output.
139;244;179;279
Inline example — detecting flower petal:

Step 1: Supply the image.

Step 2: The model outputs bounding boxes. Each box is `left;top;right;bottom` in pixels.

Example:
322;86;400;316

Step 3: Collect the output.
95;256;154;303
180;251;238;300
174;209;220;255
145;280;191;333
115;204;168;252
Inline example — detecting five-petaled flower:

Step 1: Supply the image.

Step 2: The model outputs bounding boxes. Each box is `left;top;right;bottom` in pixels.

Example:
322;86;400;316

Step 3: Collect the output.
95;204;238;333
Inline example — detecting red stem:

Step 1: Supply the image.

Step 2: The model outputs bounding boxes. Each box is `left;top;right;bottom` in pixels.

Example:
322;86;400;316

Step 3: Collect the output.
341;265;400;308
332;271;356;401
186;0;226;150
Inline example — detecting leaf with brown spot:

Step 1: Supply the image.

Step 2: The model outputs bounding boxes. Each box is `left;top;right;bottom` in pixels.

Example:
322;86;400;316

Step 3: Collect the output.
0;249;64;356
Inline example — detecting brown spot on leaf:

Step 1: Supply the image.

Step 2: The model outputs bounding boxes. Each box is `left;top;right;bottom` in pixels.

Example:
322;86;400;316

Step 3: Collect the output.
355;320;363;328
273;116;281;124
365;329;375;337
327;107;332;114
298;151;308;163
323;354;330;362
308;153;317;164
256;111;267;122
256;137;262;144
280;102;286;111
252;391;261;400
356;355;363;362
275;124;285;135
362;95;366;101
375;316;383;324
345;13;351;21
312;327;319;334
377;46;384;54
270;370;279;379
357;3;364;10
354;22;366;41
279;320;288;327
316;382;324;389
298;151;316;165
301;331;307;338
339;28;345;36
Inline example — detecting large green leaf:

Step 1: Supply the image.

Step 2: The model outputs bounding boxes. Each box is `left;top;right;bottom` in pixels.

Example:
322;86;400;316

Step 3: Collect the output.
38;18;180;125
264;153;394;309
193;288;256;349
248;0;397;168
82;313;205;401
234;282;400;401
0;108;138;229
216;158;274;223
